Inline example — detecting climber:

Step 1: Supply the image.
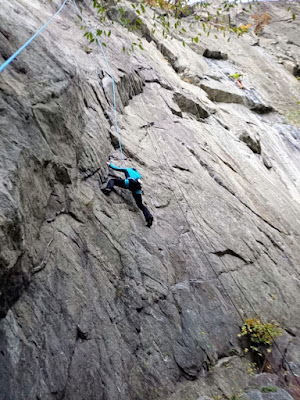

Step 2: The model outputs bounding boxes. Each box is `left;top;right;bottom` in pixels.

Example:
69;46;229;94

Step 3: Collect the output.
102;162;154;228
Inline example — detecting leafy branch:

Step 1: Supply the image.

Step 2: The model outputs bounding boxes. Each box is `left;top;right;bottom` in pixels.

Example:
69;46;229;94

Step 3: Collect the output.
75;0;297;52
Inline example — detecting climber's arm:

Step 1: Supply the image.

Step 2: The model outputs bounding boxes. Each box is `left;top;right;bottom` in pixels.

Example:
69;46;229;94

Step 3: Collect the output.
108;163;127;173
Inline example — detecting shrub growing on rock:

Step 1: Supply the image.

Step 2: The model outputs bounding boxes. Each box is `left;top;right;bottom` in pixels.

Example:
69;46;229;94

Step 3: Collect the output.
240;318;282;345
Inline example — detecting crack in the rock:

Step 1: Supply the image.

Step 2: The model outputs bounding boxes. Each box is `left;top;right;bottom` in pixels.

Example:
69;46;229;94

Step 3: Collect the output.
256;240;278;265
257;226;286;251
173;164;191;172
90;84;112;122
32;237;54;275
47;209;84;224
189;147;285;235
211;249;251;265
82;166;103;181
141;270;168;291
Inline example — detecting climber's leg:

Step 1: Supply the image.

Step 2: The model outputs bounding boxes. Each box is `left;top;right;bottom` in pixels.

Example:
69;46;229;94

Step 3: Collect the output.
132;192;153;227
102;178;125;195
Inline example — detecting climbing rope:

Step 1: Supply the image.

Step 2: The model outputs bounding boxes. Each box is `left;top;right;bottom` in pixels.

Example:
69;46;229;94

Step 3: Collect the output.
148;124;300;385
72;0;125;166
1;0;299;386
0;0;68;73
0;0;125;165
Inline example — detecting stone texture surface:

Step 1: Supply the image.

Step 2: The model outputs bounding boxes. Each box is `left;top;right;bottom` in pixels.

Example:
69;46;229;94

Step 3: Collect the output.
242;388;295;400
0;0;300;399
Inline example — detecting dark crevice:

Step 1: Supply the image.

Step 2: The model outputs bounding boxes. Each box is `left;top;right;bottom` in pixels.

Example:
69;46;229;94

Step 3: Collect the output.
257;227;286;251
174;359;199;381
173;164;191;172
47;209;84;224
90;85;110;123
76;326;89;341
203;49;228;60
212;249;250;264
82;166;103;182
173;93;210;120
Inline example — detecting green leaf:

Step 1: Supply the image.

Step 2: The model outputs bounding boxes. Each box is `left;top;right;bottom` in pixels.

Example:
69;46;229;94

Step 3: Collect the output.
102;42;107;47
139;44;144;50
230;73;242;79
122;46;126;52
97;29;103;36
182;41;185;47
194;36;199;43
292;12;296;20
140;3;146;13
108;30;111;37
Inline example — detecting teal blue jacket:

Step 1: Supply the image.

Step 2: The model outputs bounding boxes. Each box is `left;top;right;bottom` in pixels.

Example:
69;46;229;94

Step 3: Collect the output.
109;163;142;194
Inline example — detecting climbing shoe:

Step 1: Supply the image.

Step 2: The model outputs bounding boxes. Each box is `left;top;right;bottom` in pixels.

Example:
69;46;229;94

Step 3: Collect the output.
146;216;153;228
101;188;111;196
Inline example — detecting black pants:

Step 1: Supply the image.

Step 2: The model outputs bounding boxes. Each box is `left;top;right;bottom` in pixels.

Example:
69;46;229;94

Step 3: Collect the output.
106;179;152;220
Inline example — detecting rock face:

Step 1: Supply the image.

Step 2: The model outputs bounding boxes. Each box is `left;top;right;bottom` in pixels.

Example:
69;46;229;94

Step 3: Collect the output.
0;0;300;399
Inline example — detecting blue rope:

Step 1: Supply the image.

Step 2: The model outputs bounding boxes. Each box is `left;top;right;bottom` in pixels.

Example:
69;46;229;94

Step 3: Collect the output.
72;0;125;165
0;0;68;74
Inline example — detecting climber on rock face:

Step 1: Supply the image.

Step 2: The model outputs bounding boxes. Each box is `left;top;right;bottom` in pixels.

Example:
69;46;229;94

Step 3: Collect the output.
101;162;154;228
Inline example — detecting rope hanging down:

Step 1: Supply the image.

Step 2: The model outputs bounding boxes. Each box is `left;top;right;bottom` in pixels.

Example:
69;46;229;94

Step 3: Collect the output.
0;0;125;165
0;0;68;73
72;0;125;165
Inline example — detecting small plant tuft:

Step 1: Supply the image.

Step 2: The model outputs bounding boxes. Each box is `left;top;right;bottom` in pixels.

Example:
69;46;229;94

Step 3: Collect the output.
239;318;282;345
115;286;123;298
230;73;243;80
261;386;278;393
84;46;92;54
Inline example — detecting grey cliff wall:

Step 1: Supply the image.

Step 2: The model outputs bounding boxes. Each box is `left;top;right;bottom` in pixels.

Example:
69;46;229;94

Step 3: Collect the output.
0;0;299;399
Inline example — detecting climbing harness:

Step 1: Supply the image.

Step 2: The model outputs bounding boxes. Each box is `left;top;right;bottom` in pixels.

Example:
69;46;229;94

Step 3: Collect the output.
0;0;125;166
